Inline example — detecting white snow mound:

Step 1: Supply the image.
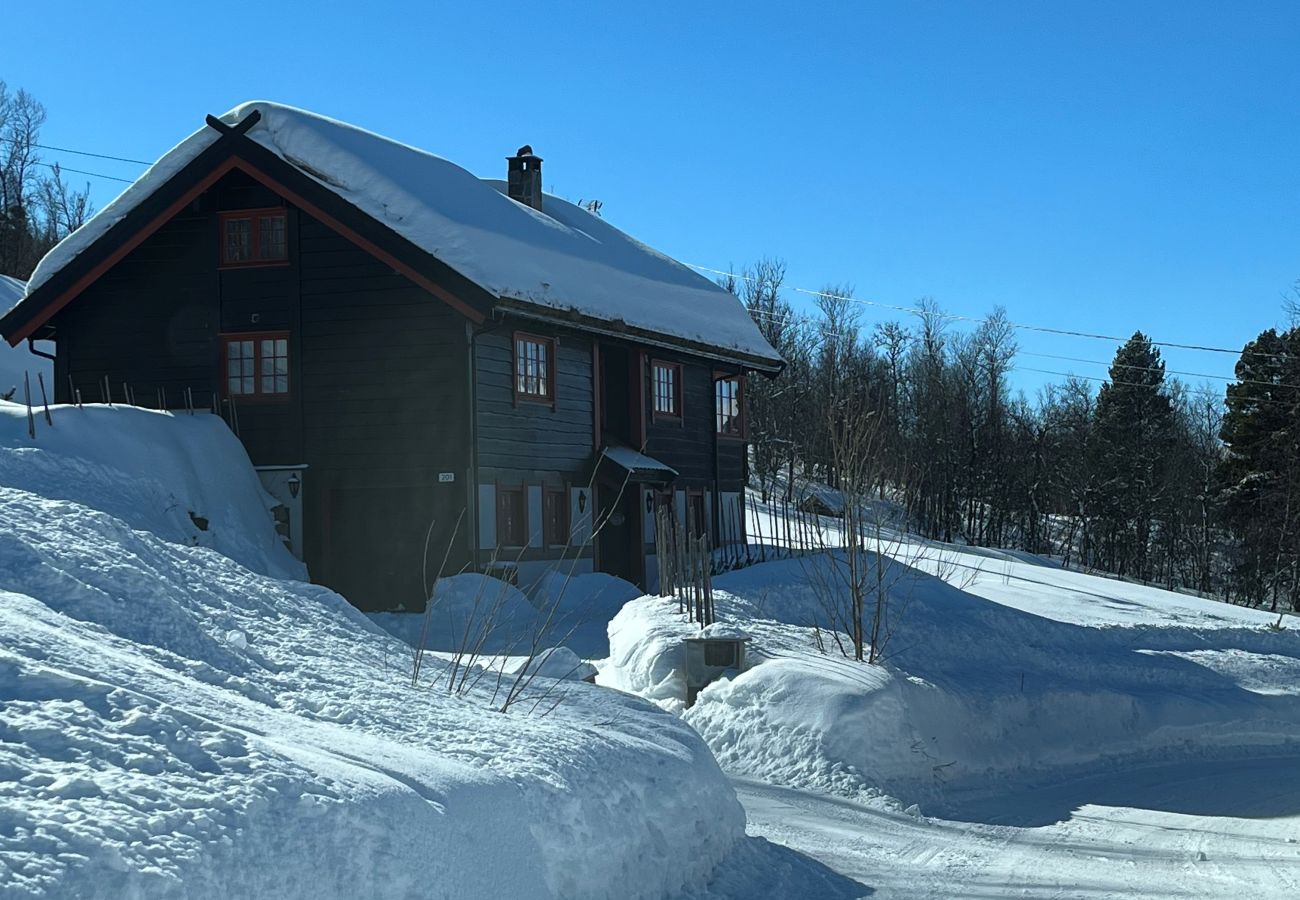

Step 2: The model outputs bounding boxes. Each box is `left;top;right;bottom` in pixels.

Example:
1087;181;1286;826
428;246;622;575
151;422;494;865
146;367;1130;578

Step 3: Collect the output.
0;402;753;899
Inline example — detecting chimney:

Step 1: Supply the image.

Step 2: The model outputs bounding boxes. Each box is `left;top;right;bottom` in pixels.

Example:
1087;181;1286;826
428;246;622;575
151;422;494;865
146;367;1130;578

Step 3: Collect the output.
506;144;543;212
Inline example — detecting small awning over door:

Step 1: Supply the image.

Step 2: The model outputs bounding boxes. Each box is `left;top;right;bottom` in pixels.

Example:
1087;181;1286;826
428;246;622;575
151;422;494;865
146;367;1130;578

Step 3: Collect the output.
596;444;678;487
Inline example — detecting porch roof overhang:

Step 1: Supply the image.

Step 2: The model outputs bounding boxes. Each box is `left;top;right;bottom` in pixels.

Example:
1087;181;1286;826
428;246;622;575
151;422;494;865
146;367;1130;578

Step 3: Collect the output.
596;444;678;488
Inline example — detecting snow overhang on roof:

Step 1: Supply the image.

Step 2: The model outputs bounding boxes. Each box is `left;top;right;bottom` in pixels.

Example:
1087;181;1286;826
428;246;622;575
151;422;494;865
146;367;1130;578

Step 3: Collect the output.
598;444;678;486
10;102;783;371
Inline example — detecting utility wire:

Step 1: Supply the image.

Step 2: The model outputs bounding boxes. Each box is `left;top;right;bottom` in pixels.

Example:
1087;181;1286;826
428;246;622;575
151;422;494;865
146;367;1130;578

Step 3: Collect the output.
32;143;151;167
742;303;1300;396
692;262;1289;362
36;161;134;184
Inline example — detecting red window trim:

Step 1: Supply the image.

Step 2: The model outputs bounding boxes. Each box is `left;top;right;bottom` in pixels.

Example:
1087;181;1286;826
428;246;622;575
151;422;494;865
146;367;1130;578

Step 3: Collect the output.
496;482;529;548
651;359;683;421
715;371;746;439
543;484;570;548
513;331;557;406
218;206;289;269
221;330;291;402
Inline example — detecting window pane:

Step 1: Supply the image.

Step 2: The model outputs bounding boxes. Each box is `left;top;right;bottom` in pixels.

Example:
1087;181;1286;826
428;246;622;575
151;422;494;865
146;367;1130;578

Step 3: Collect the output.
274;357;288;375
261;339;274;357
275;375;289;393
224;218;251;262
259;214;286;259
228;376;243;394
262;374;275;393
275;339;287;356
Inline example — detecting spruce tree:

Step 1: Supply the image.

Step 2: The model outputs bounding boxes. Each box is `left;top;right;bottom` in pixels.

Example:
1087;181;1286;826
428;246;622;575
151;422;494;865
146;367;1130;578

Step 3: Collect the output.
1086;332;1174;579
1218;328;1300;609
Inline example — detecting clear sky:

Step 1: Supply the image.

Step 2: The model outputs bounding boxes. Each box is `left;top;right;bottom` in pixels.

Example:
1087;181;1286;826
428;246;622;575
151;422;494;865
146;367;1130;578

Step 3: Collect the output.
7;0;1299;396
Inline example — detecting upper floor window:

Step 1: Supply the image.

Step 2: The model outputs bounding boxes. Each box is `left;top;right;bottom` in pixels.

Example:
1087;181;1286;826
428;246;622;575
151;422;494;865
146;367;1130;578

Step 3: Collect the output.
716;374;744;437
220;208;288;267
652;361;682;419
224;332;290;399
514;333;555;403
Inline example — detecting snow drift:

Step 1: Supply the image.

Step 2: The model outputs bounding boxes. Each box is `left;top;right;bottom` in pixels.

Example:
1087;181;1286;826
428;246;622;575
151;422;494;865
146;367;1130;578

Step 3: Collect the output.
0;402;759;899
604;549;1300;806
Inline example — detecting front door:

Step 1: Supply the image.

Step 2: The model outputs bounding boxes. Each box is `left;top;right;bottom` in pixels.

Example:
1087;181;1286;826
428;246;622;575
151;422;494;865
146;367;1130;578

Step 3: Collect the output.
595;481;644;587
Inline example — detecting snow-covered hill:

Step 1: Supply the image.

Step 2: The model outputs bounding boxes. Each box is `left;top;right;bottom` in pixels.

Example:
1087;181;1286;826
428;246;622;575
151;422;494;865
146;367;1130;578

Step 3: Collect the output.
0;402;853;899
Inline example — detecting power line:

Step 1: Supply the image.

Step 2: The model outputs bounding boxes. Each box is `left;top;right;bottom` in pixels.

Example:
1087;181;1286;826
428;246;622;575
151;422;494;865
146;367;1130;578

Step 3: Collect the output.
33;143;150;167
693;262;1286;361
36;161;134;184
741;303;1300;395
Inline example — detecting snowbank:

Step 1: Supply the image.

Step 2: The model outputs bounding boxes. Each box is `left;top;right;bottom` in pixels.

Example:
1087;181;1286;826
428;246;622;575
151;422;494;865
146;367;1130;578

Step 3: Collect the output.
605;551;1300;805
0;402;754;899
527;570;643;658
0;276;50;399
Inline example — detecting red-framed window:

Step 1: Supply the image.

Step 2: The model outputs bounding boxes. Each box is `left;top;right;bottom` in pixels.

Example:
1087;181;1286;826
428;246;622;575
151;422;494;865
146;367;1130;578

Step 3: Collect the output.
715;373;744;437
652;360;682;419
497;485;527;547
514;332;556;403
543;486;569;547
223;332;290;399
219;208;288;267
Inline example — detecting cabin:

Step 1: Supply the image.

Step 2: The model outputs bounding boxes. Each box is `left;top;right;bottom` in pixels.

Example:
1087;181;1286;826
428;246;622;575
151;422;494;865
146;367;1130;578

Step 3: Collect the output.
0;102;783;611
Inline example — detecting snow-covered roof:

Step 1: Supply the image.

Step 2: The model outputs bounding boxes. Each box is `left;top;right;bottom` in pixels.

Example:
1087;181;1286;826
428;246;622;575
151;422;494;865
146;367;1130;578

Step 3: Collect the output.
20;102;782;368
602;445;678;475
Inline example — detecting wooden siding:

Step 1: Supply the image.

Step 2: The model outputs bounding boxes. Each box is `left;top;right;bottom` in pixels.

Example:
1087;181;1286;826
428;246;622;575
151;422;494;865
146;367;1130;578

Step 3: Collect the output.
643;354;747;492
296;214;472;609
474;326;594;481
54;207;218;409
52;170;474;611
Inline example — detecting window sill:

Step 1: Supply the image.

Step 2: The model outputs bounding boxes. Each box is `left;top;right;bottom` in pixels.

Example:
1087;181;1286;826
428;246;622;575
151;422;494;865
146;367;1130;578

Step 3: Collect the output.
218;259;291;270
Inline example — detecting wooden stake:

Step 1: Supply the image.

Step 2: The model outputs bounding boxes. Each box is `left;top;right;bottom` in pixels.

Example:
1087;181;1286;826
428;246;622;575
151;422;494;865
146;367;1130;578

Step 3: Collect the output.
24;373;35;439
37;373;52;426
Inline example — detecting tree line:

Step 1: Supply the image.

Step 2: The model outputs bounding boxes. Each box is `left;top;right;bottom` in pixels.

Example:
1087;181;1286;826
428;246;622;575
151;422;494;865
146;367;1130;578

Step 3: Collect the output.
733;258;1300;613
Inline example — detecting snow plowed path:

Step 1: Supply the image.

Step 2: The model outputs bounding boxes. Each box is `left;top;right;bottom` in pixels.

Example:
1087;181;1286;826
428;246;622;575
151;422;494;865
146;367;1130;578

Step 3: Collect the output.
736;757;1300;899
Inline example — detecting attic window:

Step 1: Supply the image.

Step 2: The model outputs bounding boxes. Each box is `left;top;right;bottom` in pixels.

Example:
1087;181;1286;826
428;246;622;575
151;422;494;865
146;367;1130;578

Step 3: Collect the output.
514;333;555;403
219;208;288;267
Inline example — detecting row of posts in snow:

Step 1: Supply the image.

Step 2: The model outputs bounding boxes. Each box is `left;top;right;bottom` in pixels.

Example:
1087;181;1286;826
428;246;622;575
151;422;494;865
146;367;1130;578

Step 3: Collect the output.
654;502;716;627
11;369;222;441
658;492;836;627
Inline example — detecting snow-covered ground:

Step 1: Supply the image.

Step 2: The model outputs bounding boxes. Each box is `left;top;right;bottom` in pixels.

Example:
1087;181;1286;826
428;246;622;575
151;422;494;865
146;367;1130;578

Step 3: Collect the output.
8;404;1300;897
0;275;51;401
0;402;845;899
603;522;1300;897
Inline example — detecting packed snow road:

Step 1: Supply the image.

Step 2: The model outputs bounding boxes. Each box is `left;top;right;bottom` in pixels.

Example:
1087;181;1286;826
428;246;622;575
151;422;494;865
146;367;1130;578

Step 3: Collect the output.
736;755;1300;899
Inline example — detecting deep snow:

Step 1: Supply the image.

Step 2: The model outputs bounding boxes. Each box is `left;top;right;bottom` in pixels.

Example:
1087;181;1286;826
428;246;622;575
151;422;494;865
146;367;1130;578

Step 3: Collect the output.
0;402;842;899
601;522;1300;897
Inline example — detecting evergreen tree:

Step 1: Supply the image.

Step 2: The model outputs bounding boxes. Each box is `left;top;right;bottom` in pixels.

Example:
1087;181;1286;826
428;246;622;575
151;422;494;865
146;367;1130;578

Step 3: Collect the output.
1218;328;1300;609
1086;333;1175;579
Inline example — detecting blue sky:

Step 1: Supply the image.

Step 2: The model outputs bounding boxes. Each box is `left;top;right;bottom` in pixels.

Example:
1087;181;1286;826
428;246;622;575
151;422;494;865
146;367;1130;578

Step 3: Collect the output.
8;1;1299;395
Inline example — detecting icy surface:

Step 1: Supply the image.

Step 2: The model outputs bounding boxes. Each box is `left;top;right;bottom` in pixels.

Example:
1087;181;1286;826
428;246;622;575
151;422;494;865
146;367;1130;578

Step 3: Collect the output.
16;103;781;366
0;401;772;899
